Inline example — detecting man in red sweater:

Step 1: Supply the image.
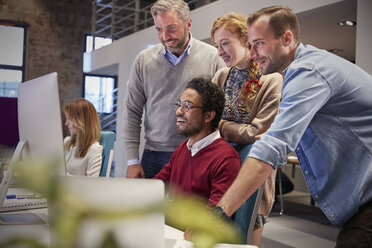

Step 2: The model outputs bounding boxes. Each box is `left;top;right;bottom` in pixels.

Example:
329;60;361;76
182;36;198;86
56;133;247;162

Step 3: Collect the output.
154;78;241;206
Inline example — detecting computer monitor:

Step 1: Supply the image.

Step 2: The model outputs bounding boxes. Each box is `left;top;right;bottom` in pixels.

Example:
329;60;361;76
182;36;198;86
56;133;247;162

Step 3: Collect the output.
16;72;65;172
0;72;66;205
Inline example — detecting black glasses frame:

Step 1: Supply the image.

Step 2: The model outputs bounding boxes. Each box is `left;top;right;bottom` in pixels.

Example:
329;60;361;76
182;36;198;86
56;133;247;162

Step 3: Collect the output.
174;100;202;112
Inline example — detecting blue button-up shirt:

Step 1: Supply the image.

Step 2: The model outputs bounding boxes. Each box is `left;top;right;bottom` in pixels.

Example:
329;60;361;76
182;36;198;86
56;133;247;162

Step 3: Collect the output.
249;43;372;226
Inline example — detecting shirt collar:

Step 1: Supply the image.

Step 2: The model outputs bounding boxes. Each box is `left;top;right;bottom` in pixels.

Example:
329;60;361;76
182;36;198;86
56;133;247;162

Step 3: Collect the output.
163;32;193;65
186;130;221;157
283;43;304;75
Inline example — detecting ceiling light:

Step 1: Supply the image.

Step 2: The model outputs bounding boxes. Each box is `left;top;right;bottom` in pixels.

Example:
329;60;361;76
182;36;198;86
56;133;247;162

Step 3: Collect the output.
338;20;356;27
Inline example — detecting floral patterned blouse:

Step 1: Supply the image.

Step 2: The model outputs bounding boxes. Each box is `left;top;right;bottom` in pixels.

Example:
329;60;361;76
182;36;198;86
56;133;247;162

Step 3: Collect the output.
222;66;262;123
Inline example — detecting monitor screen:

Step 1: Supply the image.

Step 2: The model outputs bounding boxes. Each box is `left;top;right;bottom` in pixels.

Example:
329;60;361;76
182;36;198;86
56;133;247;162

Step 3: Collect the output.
17;72;66;174
0;97;19;148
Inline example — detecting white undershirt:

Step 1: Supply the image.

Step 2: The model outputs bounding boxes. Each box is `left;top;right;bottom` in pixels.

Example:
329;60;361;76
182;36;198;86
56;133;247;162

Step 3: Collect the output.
186;130;221;157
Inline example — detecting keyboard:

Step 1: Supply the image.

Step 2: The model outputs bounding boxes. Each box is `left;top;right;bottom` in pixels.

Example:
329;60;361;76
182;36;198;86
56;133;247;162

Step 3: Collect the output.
0;198;48;212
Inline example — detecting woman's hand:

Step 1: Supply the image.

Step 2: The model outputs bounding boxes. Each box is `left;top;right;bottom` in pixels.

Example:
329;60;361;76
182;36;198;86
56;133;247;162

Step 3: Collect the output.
255;134;262;140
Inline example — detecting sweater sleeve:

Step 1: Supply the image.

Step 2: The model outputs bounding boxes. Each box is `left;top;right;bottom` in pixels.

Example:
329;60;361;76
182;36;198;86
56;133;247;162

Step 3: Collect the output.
218;73;283;144
212;67;230;89
153;161;171;182
86;142;103;177
154;151;176;182
123;53;146;161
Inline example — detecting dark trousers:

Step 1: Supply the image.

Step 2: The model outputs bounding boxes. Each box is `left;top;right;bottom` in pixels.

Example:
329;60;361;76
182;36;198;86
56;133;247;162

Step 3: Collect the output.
140;149;173;178
335;199;372;248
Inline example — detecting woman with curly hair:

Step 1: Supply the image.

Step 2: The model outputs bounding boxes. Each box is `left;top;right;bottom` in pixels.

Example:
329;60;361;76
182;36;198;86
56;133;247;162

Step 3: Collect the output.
64;98;102;177
211;13;283;246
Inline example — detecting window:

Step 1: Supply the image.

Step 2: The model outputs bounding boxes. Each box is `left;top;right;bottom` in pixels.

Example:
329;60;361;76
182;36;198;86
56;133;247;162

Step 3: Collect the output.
0;20;27;97
83;35;116;114
85;35;112;53
84;75;115;113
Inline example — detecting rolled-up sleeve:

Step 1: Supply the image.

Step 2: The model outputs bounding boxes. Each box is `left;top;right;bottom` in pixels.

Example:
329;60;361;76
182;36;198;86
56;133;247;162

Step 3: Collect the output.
249;67;332;168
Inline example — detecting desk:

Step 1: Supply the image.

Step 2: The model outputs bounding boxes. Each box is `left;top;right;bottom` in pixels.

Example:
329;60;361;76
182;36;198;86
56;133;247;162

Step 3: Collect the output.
0;208;256;248
165;225;256;248
0;208;49;246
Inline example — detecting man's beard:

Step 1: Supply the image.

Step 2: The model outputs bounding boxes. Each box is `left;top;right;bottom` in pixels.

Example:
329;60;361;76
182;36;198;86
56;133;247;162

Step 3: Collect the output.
176;118;203;138
262;49;287;75
163;27;188;55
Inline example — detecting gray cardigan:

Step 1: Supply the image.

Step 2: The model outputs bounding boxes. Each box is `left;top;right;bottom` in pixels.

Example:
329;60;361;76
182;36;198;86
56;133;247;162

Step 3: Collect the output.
123;38;225;160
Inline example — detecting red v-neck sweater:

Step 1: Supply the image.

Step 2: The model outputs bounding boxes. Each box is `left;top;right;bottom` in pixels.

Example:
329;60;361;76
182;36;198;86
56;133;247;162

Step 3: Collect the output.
154;137;241;206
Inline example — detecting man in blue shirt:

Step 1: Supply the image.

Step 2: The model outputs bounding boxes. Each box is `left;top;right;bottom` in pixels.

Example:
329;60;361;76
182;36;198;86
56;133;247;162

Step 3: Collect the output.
217;6;372;247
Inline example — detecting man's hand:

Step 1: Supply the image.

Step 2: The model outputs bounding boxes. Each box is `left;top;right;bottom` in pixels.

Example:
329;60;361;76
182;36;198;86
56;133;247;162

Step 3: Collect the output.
126;164;145;178
183;228;193;241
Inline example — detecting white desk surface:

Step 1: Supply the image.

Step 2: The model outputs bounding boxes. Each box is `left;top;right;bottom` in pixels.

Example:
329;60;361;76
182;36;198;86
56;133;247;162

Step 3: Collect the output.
0;208;256;248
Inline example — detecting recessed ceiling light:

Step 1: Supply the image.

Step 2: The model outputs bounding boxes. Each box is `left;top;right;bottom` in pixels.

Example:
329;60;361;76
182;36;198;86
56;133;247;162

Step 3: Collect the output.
338;20;356;27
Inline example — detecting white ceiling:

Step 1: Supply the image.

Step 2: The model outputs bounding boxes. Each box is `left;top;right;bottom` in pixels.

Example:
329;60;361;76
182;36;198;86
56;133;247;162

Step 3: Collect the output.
297;0;357;62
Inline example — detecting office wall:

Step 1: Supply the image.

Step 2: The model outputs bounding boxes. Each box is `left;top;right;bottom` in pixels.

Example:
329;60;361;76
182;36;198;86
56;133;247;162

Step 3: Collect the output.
356;0;372;75
0;0;91;118
83;0;347;177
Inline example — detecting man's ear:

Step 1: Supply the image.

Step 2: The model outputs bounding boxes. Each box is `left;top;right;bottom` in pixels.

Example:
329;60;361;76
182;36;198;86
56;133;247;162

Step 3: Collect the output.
282;30;293;46
204;111;216;123
186;18;192;32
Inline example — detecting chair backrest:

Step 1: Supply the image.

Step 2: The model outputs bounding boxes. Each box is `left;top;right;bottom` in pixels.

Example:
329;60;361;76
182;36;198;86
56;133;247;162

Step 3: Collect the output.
231;143;265;245
99;131;115;177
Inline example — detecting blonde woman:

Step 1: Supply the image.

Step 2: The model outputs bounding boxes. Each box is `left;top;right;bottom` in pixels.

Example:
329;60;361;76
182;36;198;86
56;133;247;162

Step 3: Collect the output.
211;13;282;246
64;98;102;177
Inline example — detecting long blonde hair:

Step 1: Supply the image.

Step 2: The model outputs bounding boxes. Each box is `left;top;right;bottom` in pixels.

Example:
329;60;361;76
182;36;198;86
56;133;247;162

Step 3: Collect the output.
64;98;101;158
211;12;260;80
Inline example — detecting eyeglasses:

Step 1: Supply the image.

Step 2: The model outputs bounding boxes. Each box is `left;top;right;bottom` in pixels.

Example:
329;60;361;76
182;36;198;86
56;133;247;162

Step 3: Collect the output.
174;100;202;112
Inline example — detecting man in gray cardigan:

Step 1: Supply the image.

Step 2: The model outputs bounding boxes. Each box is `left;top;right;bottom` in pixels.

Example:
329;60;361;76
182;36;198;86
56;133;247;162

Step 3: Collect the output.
124;0;224;178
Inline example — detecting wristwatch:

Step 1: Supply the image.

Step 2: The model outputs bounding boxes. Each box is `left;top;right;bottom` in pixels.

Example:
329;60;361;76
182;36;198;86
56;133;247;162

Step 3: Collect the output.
212;205;231;222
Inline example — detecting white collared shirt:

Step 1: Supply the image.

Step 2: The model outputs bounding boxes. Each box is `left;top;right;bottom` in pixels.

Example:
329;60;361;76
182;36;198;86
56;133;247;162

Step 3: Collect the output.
186;130;221;157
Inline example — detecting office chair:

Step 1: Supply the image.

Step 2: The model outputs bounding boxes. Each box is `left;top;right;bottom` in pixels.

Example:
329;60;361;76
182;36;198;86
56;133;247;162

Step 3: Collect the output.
231;143;264;245
99;131;115;177
276;154;298;215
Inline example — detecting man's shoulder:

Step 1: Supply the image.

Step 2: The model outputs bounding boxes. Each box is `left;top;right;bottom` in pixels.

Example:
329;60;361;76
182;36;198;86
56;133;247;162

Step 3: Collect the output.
289;44;328;71
209;138;239;157
192;38;218;52
132;44;164;69
190;38;224;67
287;43;355;81
205;139;241;170
137;43;163;58
173;139;189;153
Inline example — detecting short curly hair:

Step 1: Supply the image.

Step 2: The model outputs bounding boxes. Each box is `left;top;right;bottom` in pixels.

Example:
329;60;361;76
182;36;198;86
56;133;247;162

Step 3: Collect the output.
185;78;225;130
